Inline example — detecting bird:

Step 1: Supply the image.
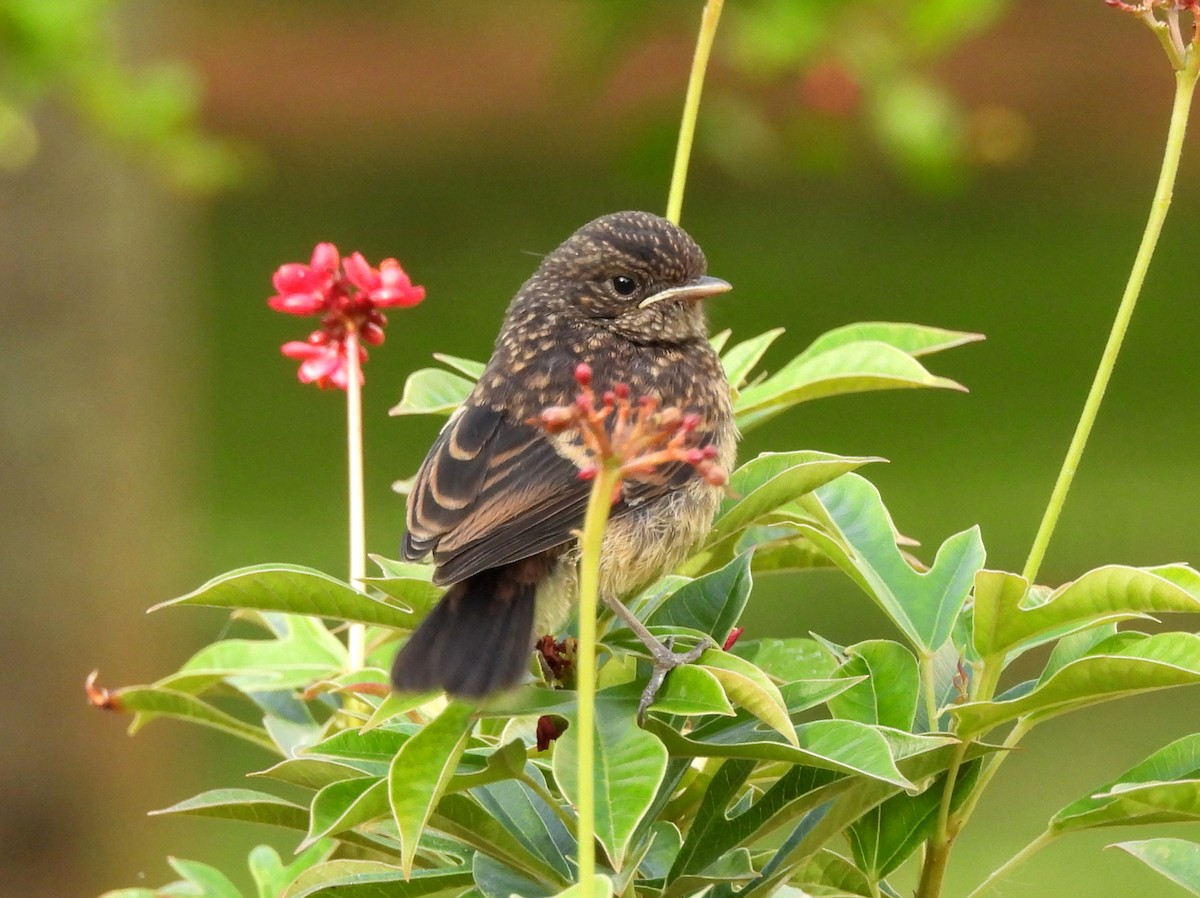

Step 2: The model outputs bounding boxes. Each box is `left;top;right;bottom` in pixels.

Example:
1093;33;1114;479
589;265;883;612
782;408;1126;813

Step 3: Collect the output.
390;210;736;705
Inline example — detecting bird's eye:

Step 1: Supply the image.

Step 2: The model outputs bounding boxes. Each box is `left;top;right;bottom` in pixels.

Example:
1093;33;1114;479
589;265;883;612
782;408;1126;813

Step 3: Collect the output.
611;275;638;296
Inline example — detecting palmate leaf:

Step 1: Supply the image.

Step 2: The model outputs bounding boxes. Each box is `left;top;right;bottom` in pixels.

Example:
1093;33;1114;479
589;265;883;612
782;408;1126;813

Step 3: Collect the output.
151;565;417;630
1053;734;1200;832
553;688;669;870
973;564;1200;661
799;473;985;652
388;701;475;876
951;632;1200;736
1110;839;1200;896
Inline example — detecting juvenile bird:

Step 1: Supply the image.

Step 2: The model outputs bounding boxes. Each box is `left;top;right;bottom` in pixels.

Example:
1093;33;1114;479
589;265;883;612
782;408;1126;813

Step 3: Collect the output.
391;210;735;703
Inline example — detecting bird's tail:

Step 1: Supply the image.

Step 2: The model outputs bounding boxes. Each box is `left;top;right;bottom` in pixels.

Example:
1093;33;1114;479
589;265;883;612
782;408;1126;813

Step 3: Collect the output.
390;565;537;698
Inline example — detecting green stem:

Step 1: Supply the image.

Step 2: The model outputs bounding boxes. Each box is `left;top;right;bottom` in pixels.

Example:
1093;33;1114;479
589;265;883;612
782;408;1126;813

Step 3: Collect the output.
965;828;1058;898
919;650;940;733
1022;62;1199;584
666;0;724;225
345;329;367;671
575;462;621;896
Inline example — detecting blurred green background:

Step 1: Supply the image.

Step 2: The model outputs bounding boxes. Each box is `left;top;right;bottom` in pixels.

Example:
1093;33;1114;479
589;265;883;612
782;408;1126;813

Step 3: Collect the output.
5;1;1200;896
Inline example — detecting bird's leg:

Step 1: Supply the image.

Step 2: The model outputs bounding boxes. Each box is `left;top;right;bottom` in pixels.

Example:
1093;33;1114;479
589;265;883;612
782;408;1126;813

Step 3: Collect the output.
599;592;714;721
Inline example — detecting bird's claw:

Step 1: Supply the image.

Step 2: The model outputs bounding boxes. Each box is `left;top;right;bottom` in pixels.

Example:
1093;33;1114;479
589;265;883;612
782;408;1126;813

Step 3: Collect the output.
636;635;715;724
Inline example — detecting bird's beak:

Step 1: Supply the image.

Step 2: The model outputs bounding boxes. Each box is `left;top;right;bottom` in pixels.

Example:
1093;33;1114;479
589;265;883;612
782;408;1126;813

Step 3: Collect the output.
638;274;732;309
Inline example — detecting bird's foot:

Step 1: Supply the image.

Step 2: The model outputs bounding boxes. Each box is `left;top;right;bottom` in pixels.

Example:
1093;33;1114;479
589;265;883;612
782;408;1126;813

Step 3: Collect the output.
637;635;714;723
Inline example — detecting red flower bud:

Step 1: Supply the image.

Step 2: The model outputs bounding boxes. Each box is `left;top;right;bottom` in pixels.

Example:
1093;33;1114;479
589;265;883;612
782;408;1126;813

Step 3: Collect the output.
577;465;598;481
722;627;744;651
614;383;630;399
574;362;593;387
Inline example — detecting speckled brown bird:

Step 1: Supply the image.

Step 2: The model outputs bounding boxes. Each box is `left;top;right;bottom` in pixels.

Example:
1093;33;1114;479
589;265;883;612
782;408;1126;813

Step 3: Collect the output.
391;210;736;700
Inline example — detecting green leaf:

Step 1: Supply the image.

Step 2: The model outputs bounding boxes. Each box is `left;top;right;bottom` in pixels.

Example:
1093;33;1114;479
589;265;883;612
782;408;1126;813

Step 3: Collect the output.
691;452;881;572
797;322;983;361
649;664;736;717
152;788;308;829
849;761;980;878
733;637;838;682
167;858;243;898
828;640;919;731
553;690;669;869
172;614;346;693
253;757;377;791
973;564;1200;661
432;353;485;379
152;565;417;630
721;328;785;390
789;849;873;898
432;793;571;888
696;650;799;747
105;683;275;752
249;843;335;898
1110;838;1200;896
546;875;615;898
359;576;443;617
472;772;575;880
734;340;967;432
282;860;473;898
952;632;1200;736
472;853;553;898
647;716;912;789
389;368;474;416
646;552;752;642
1053;734;1200;832
302;777;389;849
801;473;985;651
388;701;475;876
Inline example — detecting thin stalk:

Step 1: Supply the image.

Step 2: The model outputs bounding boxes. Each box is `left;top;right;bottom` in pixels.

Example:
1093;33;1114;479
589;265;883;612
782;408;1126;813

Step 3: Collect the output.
666;0;725;225
575;462;621;897
1022;63;1199;584
919;650;940;733
345;330;367;670
965;828;1058;898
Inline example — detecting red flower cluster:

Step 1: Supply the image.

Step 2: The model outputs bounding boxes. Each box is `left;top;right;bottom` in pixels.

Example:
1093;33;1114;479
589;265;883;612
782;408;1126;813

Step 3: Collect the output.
533;362;728;501
269;242;425;389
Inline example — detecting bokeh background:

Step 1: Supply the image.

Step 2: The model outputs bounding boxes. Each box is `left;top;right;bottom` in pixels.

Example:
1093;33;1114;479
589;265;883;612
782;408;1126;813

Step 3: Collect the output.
4;1;1200;896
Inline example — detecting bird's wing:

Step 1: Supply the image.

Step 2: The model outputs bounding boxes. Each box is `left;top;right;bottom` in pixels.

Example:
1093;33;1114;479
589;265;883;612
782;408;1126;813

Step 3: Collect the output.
403;402;691;585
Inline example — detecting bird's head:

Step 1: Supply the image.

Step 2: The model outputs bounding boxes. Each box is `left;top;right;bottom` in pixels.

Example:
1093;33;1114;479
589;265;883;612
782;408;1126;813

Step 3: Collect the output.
535;211;731;344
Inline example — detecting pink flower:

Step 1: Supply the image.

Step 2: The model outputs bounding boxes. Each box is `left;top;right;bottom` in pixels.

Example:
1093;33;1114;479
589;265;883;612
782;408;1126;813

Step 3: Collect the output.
269;243;424;390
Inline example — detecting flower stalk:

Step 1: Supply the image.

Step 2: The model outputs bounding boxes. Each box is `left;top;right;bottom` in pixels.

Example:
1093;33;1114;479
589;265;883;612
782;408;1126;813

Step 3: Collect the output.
666;0;725;225
1023;4;1200;585
345;329;367;670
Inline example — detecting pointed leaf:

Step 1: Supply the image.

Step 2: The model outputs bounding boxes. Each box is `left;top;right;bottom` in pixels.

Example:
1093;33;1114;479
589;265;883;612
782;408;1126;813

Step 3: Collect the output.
797;322;983;361
696;650;799;747
553;690;669;869
103;683;275;752
789;849;874;898
472;773;575;879
151;788;308;829
705;451;882;552
801;474;985;651
646;552;752;641
721;328;785;390
431;793;570;888
389;368;474;416
1110;839;1200;896
432;353;485;378
1053;734;1200;832
249;843;335;898
734;340;967;432
648;664;736;717
167;858;242;898
388;701;475;876
952;632;1200;736
282;859;473;898
152;565;416;630
828;640;919;731
733;637;838;682
973;564;1200;661
303;777;389;849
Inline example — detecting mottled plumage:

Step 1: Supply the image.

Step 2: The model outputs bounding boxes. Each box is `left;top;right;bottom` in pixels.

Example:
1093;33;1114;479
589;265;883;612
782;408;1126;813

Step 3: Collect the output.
391;211;736;698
